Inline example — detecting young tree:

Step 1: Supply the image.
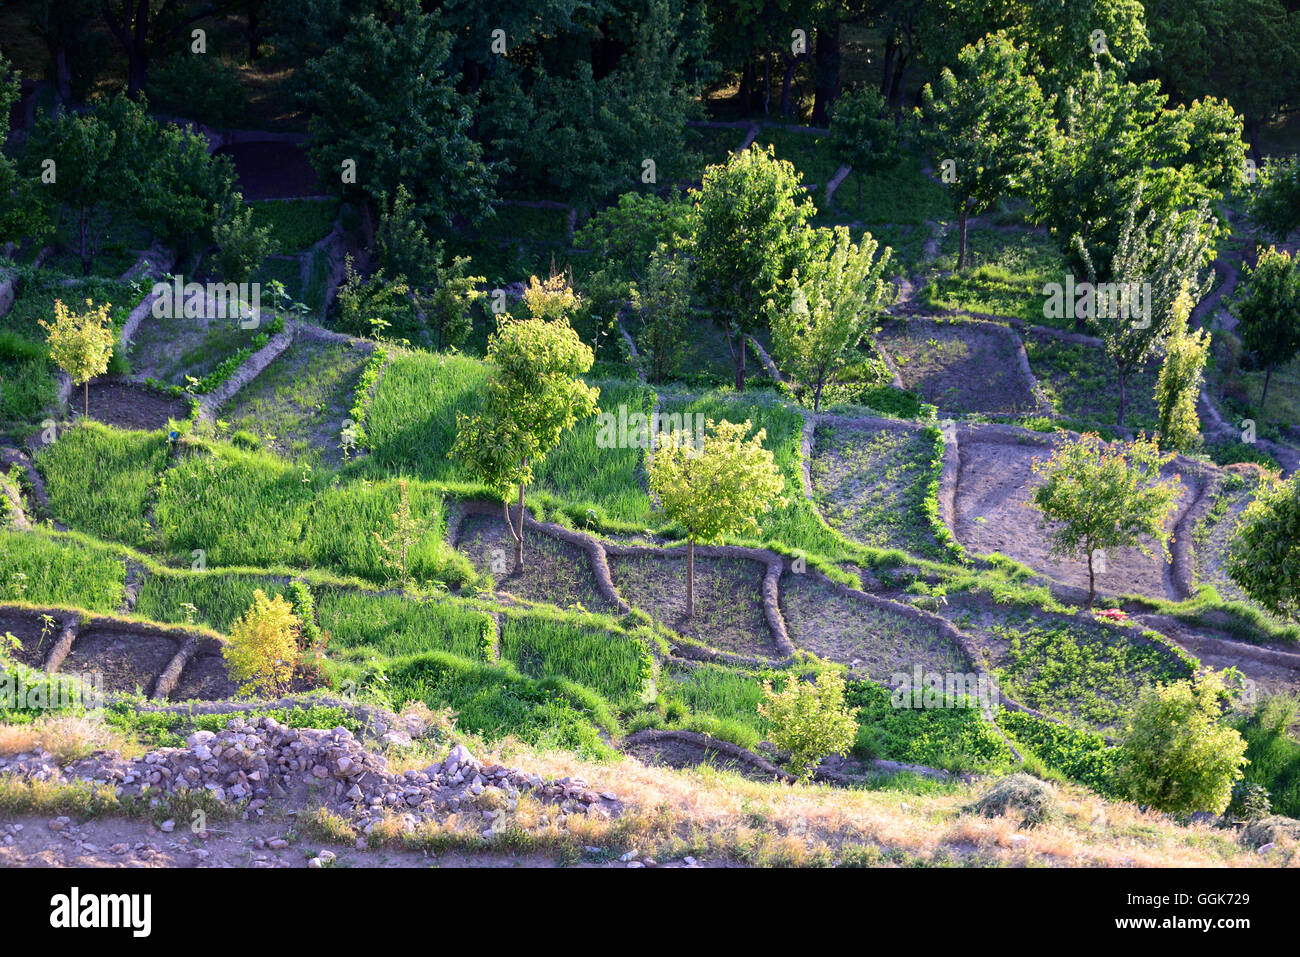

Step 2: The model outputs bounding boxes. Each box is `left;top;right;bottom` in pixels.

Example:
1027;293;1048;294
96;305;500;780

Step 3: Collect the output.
1228;246;1300;407
212;200;278;282
648;418;785;618
1030;432;1181;608
920;34;1049;269
1154;287;1210;451
1227;473;1300;621
373;478;423;589
1119;670;1248;814
766;226;892;412
759;671;860;783
0;56;50;250
41;298;115;417
451;285;599;570
828;85;901;214
629;246;691;384
222;588;302;698
1083;195;1213;425
690;144;815;391
419;255;485;353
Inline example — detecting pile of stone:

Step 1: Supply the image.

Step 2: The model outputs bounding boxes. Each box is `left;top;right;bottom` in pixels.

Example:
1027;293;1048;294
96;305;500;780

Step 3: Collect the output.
0;717;619;837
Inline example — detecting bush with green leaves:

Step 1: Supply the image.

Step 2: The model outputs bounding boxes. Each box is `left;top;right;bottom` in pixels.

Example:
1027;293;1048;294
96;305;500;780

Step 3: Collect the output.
1118;670;1248;814
146;53;247;127
1228;472;1300;621
213;202;279;282
758;671;859;782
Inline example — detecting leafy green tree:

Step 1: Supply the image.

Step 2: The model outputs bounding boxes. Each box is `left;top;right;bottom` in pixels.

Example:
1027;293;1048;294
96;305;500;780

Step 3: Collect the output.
1119;670;1248;814
297;0;496;228
1228;246;1300;407
0;56;51;250
451;286;599;570
41;298;115;417
648;418;785;617
766;225;892;411
376;185;440;287
1249;158;1300;244
213;200;278;282
1081;195;1213;425
1030;432;1181;608
828;84;901;214
479;0;706;209
101;0;220;97
334;258;414;341
1155;287;1210;452
759;671;860;782
1003;0;1150;93
33;0;108;102
690;144;815;391
629;246;692;384
920;34;1049;269
1033;66;1243;280
1228;473;1300;621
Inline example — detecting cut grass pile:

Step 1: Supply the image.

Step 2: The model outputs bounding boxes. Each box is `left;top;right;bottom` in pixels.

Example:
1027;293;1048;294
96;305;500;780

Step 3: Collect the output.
809;422;942;557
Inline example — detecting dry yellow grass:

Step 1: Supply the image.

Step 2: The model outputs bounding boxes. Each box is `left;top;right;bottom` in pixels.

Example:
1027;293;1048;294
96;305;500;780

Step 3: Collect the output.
474;738;1300;868
0;715;140;763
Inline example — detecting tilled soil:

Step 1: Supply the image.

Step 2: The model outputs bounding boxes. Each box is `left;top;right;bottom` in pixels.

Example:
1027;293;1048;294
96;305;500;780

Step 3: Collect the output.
953;433;1198;601
85;380;189;432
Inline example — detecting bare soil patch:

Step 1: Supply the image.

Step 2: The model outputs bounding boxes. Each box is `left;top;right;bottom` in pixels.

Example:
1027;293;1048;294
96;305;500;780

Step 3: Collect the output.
86;380;188;432
875;317;1036;415
780;575;968;681
953;431;1198;601
0;609;64;669
458;513;616;614
170;652;238;702
621;737;773;780
809;421;941;557
607;553;777;658
60;625;180;695
218;339;370;467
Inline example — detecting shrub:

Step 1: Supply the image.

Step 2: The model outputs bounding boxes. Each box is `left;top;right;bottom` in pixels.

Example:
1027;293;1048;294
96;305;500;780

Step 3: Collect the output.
213;203;278;282
758;671;859;781
147;53;246;127
966;773;1060;828
223;589;301;698
1118;670;1248;814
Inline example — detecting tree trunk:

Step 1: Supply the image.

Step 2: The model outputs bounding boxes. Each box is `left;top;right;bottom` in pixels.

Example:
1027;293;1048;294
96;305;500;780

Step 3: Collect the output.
958;206;969;270
247;6;260;61
54;49;72;102
1116;368;1128;426
780;54;804;118
686;537;695;618
880;38;898;100
1086;548;1095;610
1247;116;1263;168
514;480;525;570
734;337;747;392
764;49;772;115
813;378;823;413
84;381;89;418
1262;363;1274;408
811;20;841;126
79;206;92;276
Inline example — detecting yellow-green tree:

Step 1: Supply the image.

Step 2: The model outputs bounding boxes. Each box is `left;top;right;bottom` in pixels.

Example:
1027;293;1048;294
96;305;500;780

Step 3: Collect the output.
222;589;301;698
649;418;785;618
451;273;598;570
1030;433;1181;608
1155;287;1211;451
1119;670;1248;814
759;671;860;782
41;298;115;417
